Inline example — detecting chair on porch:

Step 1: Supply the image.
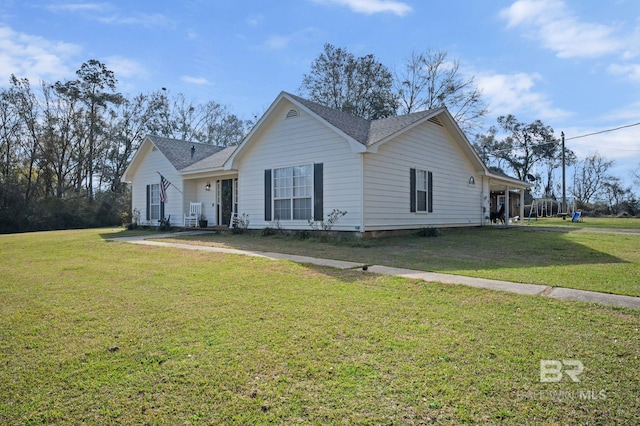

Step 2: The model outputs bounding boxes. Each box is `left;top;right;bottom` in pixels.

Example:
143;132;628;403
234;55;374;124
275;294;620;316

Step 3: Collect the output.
184;202;201;227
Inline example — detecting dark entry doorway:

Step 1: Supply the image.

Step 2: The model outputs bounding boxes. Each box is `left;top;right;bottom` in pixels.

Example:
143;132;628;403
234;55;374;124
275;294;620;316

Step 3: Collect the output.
219;179;234;226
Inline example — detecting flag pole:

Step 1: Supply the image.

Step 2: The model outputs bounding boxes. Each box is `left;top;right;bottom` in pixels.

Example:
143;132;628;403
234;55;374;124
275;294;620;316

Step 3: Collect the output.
156;171;183;194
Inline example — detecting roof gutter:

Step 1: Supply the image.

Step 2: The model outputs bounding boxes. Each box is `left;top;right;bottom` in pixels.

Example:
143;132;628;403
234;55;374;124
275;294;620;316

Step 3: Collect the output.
486;172;532;188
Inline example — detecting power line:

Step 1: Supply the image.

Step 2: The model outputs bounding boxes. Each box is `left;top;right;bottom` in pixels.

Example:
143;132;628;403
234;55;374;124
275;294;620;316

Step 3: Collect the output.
565;121;640;141
480;120;640;155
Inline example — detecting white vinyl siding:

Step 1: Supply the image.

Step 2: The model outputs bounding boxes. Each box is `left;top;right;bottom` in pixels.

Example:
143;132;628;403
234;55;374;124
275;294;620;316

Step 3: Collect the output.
129;140;184;226
234;101;363;231
363;120;483;230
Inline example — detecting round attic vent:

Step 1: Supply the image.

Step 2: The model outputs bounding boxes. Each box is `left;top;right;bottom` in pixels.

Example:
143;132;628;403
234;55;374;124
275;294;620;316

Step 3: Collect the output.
286;108;299;119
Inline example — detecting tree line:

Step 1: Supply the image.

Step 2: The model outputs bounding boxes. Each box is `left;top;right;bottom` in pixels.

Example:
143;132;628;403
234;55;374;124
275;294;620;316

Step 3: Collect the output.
0;60;253;233
301;44;639;216
2;46;638;233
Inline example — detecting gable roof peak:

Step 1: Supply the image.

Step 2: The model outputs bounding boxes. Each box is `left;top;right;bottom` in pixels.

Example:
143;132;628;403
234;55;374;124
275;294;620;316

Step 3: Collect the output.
283;92;371;145
282;92;446;147
146;135;226;171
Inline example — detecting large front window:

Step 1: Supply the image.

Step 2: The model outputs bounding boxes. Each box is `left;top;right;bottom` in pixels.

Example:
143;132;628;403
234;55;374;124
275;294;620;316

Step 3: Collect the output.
149;183;160;221
274;165;312;220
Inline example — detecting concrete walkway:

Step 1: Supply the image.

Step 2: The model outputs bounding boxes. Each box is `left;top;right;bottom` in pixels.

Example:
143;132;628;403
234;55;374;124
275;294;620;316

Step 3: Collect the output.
108;232;640;310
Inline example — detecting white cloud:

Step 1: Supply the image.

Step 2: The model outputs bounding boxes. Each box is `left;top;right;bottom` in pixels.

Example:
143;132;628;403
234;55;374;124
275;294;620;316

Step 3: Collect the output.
608;63;640;83
104;56;147;80
310;0;412;16
621;23;640;60
500;0;560;28
561;104;640;185
246;14;264;27
266;35;292;50
181;75;210;85
602;100;640;123
97;13;173;28
500;0;622;58
475;70;571;121
43;2;171;28
563;123;640;174
0;25;81;84
263;27;319;51
45;3;108;13
501;1;640;89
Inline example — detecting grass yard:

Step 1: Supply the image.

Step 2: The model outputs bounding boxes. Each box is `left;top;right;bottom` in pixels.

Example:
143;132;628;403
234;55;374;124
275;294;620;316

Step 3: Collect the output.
157;221;640;297
0;229;639;424
525;216;640;230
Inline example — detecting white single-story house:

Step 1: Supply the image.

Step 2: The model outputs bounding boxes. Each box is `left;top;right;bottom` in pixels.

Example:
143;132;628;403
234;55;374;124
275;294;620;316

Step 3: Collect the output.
122;91;530;235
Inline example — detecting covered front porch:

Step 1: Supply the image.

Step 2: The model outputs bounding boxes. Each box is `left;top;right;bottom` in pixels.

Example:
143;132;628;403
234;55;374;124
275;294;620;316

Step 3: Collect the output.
182;173;238;227
485;174;530;226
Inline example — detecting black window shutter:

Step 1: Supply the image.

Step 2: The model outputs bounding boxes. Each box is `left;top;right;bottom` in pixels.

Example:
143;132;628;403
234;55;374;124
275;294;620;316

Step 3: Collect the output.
314;163;323;221
428;171;433;213
146;185;150;220
160;202;165;221
409;168;416;212
264;169;272;221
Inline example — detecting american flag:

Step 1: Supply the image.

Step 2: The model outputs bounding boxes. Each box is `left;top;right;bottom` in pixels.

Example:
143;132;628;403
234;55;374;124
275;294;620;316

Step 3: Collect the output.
159;174;171;203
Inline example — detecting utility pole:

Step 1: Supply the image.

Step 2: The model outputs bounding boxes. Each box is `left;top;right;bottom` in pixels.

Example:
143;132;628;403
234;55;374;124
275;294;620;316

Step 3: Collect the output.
561;131;566;216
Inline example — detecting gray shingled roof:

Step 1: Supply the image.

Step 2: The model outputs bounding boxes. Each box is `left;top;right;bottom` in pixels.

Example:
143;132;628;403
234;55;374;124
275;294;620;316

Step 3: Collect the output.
286;93;371;144
148;96;446;174
148;135;225;171
285;92;438;146
367;110;439;145
181;146;237;172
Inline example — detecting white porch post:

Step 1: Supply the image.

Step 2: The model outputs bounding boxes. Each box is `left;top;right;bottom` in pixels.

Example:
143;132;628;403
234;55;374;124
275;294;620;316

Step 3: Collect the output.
504;186;510;227
519;189;525;225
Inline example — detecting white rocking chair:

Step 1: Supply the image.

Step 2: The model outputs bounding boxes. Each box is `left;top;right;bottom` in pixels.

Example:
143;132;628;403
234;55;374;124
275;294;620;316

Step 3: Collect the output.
184;202;201;227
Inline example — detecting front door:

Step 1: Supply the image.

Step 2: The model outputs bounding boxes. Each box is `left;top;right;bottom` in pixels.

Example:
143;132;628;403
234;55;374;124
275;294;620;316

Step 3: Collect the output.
219;179;234;226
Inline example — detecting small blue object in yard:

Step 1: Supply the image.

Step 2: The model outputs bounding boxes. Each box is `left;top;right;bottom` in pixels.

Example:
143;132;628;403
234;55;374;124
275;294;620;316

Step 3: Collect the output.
571;211;582;222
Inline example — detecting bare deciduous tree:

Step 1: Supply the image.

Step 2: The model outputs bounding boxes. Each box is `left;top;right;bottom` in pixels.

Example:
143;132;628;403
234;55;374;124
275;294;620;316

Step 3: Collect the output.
0;60;253;232
144;91;251;146
395;50;487;131
571;152;614;207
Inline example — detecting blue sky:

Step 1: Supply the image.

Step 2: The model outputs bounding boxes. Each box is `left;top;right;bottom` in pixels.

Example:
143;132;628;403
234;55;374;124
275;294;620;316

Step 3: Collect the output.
1;0;639;189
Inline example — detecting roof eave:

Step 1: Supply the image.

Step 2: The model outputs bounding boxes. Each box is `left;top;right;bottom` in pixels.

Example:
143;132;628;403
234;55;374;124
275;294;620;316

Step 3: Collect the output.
486;172;532;188
180;166;227;176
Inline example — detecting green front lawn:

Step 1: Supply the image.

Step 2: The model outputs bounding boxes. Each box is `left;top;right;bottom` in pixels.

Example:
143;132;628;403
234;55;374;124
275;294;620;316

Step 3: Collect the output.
155;223;640;297
525;215;640;230
0;229;638;424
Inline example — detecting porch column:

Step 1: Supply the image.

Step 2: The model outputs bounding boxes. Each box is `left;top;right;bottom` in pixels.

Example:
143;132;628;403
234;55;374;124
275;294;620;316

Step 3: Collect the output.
504;186;510;227
519;189;525;226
